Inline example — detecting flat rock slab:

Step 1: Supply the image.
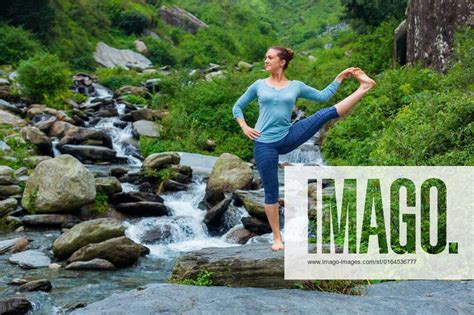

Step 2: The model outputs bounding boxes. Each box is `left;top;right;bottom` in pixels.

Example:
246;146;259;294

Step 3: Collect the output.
72;281;473;314
170;243;292;288
8;250;51;269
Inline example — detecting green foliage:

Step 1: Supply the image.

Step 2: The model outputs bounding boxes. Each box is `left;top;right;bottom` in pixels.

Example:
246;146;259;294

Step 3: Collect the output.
92;192;109;215
0;25;43;65
341;0;407;32
144;37;177;66
16;52;71;105
96;67;143;91
122;94;149;106
175;270;214;286
116;10;150;35
322;27;473;167
0;125;36;170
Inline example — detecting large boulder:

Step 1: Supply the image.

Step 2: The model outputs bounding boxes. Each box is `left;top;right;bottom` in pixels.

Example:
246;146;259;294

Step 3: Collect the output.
406;0;473;72
94;42;153;71
133;120;161;138
159;5;208;34
67;236;141;268
52;218;125;260
202;153;253;208
21;155;96;213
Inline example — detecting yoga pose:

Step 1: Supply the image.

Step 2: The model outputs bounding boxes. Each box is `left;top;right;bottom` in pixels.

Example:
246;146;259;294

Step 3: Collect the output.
232;46;376;251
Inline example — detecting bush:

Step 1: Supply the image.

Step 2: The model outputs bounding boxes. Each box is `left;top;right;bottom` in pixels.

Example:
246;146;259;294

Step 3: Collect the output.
0;25;43;65
144;37;177;66
16;52;71;105
117;10;150;35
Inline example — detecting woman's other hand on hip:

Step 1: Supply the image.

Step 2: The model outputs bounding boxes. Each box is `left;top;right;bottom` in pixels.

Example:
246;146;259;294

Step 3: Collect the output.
242;125;261;140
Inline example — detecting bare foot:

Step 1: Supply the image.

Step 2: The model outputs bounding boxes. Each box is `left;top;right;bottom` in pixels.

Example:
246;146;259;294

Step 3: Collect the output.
352;68;376;89
271;240;285;251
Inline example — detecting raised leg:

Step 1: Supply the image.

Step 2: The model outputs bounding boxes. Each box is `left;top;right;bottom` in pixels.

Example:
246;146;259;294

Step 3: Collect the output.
334;68;376;116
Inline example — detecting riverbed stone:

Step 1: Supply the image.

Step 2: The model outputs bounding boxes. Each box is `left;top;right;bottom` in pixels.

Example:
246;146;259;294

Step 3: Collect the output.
132;120;161;138
20;126;53;156
114;201;170;217
143;152;180;170
21;155;96;213
0;297;32;314
8;250;51;269
202;153;253;208
20;214;81;228
19;279;52;292
0;109;26;127
0;237;27;255
0;198;18;216
60;145;117;162
0;165;15;184
0;184;21;198
67;236;141;268
95;177;122;195
52;218;125;260
65;258;116;270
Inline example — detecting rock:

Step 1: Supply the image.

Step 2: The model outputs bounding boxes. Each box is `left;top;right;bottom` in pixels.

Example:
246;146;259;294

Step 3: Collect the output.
143;29;161;39
49;262;62;270
0;109;26;127
143;152;180;170
52;218;124;260
0;165;15;184
19;279;52;292
34;115;57;133
0;99;22;115
71;280;474;314
114;201;170;217
59;127;113;149
8;250;51;269
241;216;271;235
406;0;473;72
14;167;28;177
159;5;208;34
110;167;128;177
10;238;28;253
141;224;173;244
132;120;161;138
232;190;267;219
65;258;115;270
24;155;52;167
60;145;117;162
203;195;232;233
94;42;152;71
121;108;156;122
110;192;164;204
134;40;148;54
0;297;32;314
67;236;141;268
0;237;27;255
95;177;122;195
237;61;253;72
205;70;226;81
160;179;188;192
0;185;21;198
224;225;257;244
49;121;78;138
202;153;253;208
170;243;294;288
20;214;80;228
0;198;18;217
22;155;96;213
20;126;52;156
116;85;148;97
393;19;407;66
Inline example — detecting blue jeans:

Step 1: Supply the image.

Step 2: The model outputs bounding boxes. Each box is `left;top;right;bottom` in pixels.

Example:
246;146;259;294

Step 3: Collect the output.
253;105;339;204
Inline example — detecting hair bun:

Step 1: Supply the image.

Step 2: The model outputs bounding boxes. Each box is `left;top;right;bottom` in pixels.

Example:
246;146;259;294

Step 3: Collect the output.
286;48;294;60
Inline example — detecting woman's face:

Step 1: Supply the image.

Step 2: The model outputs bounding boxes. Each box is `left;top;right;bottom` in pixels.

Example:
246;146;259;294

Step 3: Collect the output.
264;49;285;73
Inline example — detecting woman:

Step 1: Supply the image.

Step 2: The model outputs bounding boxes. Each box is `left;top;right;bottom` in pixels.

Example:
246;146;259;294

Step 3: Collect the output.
232;46;376;251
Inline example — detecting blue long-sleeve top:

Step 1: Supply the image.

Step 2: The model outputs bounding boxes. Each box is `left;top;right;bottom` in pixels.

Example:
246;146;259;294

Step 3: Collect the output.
232;78;341;143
